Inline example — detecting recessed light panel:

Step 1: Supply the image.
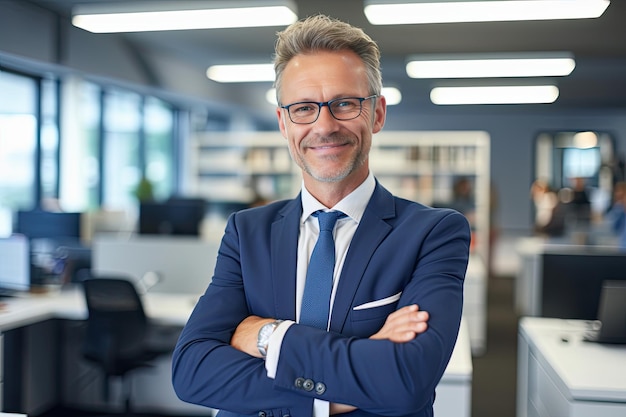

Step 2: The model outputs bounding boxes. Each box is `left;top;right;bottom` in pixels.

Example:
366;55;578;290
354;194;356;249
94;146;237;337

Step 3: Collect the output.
364;0;610;25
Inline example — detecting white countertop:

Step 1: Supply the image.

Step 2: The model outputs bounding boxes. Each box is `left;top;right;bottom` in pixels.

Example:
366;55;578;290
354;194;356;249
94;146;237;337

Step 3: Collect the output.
0;285;200;332
520;317;626;402
440;318;473;383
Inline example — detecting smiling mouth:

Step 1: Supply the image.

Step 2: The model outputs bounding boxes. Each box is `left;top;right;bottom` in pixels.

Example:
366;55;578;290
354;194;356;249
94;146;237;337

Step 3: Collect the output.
309;141;348;150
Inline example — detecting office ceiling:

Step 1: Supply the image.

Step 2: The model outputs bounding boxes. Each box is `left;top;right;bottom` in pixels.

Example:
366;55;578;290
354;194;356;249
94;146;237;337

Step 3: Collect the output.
22;0;626;117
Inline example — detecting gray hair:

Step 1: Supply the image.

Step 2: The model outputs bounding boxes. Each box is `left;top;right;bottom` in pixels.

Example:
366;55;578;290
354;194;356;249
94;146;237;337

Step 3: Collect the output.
273;14;382;103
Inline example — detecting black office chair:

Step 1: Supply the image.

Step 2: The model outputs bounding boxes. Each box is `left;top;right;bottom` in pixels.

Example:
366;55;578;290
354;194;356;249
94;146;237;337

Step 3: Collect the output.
80;274;181;414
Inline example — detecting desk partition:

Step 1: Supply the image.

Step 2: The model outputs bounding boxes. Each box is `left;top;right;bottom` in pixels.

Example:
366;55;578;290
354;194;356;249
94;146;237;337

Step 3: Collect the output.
541;251;626;320
515;238;626;318
92;235;219;295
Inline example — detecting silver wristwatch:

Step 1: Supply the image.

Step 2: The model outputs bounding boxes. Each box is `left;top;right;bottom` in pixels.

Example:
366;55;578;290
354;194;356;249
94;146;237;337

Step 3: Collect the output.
257;320;283;358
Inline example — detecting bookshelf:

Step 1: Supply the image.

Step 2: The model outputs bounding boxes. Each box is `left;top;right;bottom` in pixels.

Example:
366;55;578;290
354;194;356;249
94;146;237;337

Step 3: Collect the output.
190;131;489;258
189;130;490;354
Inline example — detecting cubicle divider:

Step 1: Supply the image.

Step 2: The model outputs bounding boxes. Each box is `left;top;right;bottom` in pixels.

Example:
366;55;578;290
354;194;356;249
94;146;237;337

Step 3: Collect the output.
91;235;220;295
541;250;626;320
515;238;626;319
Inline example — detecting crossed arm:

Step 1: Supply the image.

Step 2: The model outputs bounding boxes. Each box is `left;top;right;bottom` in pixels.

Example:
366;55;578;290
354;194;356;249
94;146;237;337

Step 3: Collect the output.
231;304;429;356
230;304;430;414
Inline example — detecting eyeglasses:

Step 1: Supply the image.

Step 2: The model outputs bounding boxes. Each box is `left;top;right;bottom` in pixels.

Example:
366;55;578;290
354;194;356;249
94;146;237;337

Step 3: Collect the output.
280;95;378;124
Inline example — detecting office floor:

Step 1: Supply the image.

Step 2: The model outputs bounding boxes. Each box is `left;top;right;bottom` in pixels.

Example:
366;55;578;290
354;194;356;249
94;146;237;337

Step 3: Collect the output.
471;274;519;417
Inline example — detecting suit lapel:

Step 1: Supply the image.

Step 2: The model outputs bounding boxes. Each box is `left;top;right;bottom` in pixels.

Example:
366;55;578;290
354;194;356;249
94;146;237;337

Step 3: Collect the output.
271;197;302;321
329;183;396;333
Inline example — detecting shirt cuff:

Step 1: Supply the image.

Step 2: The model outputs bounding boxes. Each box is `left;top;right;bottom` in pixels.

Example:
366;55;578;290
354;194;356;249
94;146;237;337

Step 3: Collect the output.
313;399;330;417
265;320;293;378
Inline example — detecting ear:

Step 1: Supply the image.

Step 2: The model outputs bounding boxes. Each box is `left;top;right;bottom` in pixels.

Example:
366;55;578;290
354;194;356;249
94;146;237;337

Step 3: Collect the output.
277;107;288;139
372;95;387;134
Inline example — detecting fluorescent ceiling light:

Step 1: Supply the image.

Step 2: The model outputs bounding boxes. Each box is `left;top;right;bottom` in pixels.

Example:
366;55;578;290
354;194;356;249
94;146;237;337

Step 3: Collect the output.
407;53;576;78
266;86;402;105
430;85;559;105
382;87;402;105
364;0;610;25
207;64;275;83
573;131;598;149
72;1;298;33
266;89;279;105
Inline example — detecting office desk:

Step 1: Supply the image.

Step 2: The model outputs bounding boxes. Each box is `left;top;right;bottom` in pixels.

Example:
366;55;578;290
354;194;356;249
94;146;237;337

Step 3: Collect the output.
434;319;473;417
517;317;626;417
0;287;206;416
1;287;472;417
464;254;487;356
0;287;199;329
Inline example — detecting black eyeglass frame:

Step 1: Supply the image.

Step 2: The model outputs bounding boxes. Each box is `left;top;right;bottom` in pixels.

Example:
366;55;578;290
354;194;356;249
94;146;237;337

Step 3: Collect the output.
279;95;379;124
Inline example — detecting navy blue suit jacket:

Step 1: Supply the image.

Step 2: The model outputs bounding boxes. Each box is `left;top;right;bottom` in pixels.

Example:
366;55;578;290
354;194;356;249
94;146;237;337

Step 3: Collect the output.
172;181;470;417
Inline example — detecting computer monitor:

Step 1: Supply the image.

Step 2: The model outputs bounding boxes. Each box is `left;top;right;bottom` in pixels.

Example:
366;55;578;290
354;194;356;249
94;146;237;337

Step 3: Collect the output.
138;198;206;236
583;280;626;344
15;210;82;241
0;235;31;296
541;251;626;320
14;210;83;285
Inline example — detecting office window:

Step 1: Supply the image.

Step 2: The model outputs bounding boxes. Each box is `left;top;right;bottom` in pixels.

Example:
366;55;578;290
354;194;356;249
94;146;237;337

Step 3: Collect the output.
562;147;601;181
41;78;60;202
60;82;179;212
535;131;615;215
103;89;141;209
59;78;101;211
145;97;174;200
2;70;181;223
0;70;37;236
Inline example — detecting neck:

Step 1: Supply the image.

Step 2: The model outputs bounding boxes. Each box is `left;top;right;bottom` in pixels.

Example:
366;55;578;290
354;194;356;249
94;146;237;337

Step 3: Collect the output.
304;170;368;208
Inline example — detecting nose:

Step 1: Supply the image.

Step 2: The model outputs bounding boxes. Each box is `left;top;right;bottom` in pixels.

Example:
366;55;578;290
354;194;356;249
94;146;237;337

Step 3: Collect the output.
314;104;340;131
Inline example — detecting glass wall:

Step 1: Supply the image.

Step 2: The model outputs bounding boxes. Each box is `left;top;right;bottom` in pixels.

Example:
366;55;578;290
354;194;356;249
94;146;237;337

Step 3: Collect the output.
0;69;181;236
144;97;175;200
40;78;60;203
102;89;142;209
0;70;37;236
59;78;101;212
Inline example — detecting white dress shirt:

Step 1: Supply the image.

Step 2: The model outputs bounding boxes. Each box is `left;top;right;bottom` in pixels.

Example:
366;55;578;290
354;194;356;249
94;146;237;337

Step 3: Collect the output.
265;172;376;416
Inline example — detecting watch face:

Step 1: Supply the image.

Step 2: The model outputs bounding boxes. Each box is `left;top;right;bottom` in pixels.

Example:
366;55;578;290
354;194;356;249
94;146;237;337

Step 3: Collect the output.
257;322;276;356
261;322;275;338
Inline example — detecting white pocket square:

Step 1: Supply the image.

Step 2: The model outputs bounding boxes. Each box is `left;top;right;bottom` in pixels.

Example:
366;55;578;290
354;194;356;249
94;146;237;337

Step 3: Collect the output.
353;291;402;311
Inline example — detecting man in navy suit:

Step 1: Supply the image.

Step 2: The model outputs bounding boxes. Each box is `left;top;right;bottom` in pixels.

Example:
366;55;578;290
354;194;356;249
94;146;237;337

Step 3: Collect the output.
172;14;470;417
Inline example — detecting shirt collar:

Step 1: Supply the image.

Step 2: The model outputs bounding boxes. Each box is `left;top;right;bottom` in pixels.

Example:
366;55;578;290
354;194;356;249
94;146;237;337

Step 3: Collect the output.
301;172;375;224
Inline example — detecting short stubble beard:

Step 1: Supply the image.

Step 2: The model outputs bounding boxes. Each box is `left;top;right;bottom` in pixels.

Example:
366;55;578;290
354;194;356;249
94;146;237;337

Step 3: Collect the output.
289;135;368;183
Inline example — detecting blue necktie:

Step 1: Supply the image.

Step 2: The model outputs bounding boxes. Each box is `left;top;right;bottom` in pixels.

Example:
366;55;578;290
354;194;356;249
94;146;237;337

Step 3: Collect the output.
300;211;345;329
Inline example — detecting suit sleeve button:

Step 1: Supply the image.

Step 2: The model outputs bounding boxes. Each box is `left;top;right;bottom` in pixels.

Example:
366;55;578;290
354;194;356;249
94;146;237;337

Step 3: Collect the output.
294;377;305;389
258;412;266;417
315;382;326;395
302;378;315;391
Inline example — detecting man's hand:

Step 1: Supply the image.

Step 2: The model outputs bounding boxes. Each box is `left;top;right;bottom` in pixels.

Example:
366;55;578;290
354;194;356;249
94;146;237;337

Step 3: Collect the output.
330;402;357;415
369;304;429;342
231;315;275;358
330;305;429;414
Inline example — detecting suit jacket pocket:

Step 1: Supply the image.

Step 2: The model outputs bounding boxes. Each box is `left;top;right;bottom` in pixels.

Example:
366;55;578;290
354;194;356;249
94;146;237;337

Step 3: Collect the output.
351;291;402;322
